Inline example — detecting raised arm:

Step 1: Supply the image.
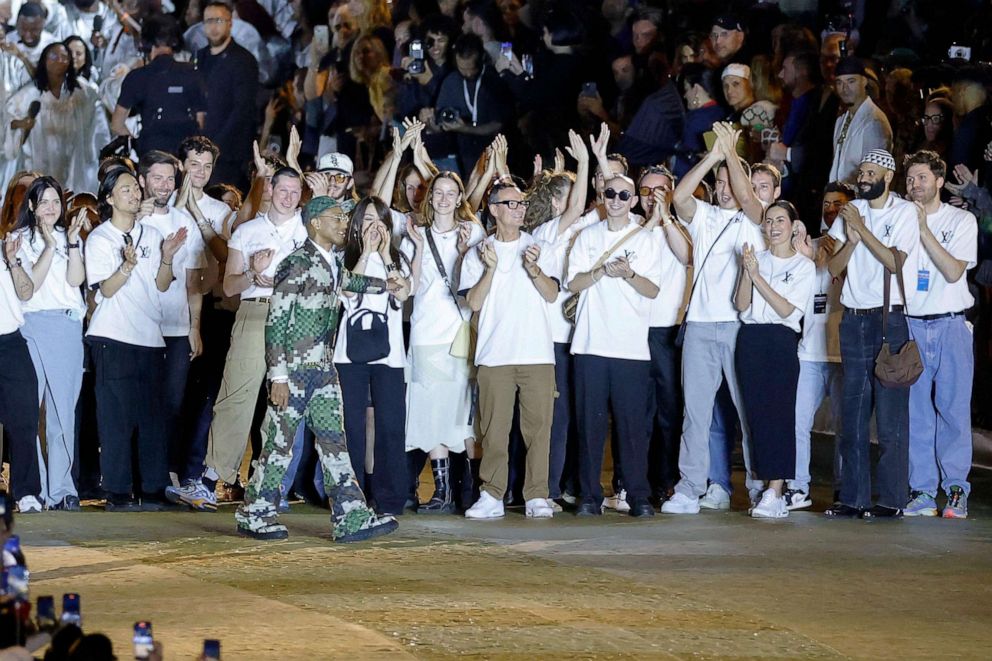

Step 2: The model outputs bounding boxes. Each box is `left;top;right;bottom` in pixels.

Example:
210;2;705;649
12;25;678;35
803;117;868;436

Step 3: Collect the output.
713;122;763;225
558;130;590;235
673;146;723;222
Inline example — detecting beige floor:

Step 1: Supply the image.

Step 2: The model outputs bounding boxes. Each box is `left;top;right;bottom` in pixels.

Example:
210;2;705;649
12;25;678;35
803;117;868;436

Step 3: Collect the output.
18;489;992;660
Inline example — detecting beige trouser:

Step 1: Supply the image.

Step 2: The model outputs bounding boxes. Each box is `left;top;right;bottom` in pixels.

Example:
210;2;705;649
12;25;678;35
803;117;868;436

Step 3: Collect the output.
477;364;556;501
205;300;268;484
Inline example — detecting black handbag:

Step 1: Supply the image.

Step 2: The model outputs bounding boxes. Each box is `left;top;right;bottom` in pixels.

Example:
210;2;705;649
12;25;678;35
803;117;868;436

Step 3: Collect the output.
346;308;390;363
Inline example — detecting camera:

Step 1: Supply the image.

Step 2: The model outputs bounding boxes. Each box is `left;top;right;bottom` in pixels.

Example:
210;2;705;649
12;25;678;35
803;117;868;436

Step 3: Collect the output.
438;107;459;124
948;43;972;61
407;39;425;75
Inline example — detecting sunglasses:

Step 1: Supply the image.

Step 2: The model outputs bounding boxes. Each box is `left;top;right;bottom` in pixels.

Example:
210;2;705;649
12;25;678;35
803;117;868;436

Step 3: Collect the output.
638;186;669;196
604;188;634;201
491;199;530;210
321;173;350;183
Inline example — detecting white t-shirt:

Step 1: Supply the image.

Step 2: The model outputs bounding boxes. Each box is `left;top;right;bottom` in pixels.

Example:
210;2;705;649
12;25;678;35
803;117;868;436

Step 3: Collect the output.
798;237;844;363
909;203;977;315
531;211;601;343
141;207;207;336
739;250;815;333
648;226;690;328
196;193;235;238
682;202;765;323
459;232;558;367
13;227;85;315
400;221;485;346
566;218;661;361
827;195;920;309
0;265;24;334
85;221;165;348
333;252;408;368
227;212;308;299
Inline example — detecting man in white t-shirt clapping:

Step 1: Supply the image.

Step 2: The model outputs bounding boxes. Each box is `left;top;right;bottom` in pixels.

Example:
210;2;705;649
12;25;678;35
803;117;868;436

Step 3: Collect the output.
902;150;978;519
567;174;661;517
459;182;560;519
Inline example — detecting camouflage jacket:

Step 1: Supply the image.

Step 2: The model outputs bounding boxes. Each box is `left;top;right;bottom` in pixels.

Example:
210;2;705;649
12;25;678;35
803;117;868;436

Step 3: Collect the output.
266;240;386;380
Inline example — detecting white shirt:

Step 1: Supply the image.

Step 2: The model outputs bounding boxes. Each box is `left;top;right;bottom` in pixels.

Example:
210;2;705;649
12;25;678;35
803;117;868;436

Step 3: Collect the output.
648;226;690;328
334;252;408;368
828;195;920;309
739;250;815;333
401;222;485;346
85;221;165;348
0;263;24;334
682;202;764;323
798;235;844;363
828;97;893;183
909;203;977;315
566;218;661;361
227;212;308;299
460;232;558;367
141;207;207;336
531;211;601;343
13;228;85;316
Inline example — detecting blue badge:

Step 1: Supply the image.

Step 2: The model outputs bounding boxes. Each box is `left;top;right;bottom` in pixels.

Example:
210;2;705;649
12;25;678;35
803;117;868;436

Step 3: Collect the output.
917;269;930;292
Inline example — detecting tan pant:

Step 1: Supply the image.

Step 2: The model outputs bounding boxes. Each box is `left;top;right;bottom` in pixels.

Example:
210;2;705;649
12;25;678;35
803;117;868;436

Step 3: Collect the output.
205;300;268;484
477;364;556;501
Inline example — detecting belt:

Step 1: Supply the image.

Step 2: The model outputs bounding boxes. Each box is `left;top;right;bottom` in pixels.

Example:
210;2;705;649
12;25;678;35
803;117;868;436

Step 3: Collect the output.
242;297;270;303
846;305;903;316
907;311;963;321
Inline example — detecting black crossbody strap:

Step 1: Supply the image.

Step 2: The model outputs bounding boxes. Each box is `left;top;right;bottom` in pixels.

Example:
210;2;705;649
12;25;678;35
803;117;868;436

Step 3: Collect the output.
425;227;465;321
683;211;740;314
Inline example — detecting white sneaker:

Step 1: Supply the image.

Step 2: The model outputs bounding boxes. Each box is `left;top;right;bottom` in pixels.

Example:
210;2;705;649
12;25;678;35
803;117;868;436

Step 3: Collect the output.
603;489;631;513
784;489;812;511
750;489;788;518
661;492;701;514
699;483;731;510
525;498;554;519
17;495;43;513
465;491;505;519
546;499;562;513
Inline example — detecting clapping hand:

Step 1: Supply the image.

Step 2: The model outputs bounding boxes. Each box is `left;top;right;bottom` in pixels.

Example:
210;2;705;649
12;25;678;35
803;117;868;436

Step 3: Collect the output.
121;243;138;274
564;128;589;164
456;222;472;255
839;204;864;244
792;222;813;259
3;235;22;264
305;171;330;197
741;243;759;277
67;211;85;243
603;255;633;278
479;241;498;269
250;248;275;286
589;122;610;164
162;227;188;262
522;243;541;277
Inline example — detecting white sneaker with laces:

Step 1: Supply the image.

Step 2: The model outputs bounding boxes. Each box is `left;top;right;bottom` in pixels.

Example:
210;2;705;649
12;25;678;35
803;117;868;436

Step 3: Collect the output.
660;491;701;514
603;489;631;513
699;483;731;510
546;498;562;513
525;498;554;519
750;489;788;518
465;491;505;519
17;495;43;513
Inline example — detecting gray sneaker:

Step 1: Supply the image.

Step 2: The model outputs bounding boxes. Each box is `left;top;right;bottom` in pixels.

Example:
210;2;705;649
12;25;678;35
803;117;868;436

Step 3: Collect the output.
904;491;938;517
165;480;217;511
942;486;968;519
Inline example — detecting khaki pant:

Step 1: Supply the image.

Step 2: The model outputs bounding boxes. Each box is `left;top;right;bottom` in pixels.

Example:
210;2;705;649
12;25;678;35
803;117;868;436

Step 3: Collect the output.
205;300;268;484
477;364;555;501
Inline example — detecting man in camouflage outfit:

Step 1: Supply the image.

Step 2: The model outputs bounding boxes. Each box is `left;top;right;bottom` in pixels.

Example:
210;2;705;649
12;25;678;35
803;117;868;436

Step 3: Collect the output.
235;197;399;542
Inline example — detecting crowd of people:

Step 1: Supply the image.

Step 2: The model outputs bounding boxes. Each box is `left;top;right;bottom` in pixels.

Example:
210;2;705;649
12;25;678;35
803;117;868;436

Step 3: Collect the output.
0;0;989;541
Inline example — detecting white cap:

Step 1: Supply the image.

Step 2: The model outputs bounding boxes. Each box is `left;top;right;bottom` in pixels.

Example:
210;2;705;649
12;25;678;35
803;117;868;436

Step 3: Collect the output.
721;63;751;80
316;152;354;175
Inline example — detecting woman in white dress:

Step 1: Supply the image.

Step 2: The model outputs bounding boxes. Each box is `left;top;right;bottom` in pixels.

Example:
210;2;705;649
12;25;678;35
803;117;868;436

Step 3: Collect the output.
401;171;485;513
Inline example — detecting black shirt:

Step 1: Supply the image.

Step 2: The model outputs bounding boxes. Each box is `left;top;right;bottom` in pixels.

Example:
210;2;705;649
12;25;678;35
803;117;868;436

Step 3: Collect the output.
197;40;259;164
118;55;206;157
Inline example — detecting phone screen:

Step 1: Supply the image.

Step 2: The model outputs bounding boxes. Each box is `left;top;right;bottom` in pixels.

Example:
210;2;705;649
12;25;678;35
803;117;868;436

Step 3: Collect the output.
314;25;329;50
61;593;81;627
133;621;154;659
410;40;423;59
203;639;221;660
500;42;513;59
36;596;55;631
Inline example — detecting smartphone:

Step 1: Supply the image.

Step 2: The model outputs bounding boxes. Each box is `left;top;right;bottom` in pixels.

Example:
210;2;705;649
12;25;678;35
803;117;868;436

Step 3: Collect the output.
948;43;972;61
61;593;81;628
93;15;104;33
581;81;598;98
500;41;513;60
36;596;55;633
838;38;847;57
203;639;221;661
133;621;153;659
314;25;329;51
407;39;425;74
521;54;533;78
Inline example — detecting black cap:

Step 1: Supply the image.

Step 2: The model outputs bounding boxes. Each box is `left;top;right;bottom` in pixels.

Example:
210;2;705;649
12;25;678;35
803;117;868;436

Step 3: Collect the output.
712;14;744;32
835;56;867;77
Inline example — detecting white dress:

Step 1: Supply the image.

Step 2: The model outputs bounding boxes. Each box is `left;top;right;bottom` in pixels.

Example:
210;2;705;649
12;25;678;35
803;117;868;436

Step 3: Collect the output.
401;221;484;452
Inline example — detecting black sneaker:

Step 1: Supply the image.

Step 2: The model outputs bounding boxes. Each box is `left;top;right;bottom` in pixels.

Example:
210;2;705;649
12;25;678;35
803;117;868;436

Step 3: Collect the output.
334;517;398;543
104;495;141;512
55;495;81;512
861;505;903;520
824;503;862;518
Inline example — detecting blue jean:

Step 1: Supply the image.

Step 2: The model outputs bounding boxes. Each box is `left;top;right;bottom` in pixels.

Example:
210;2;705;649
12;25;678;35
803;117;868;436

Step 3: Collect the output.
838;309;910;510
908;315;973;497
281;421;324;499
790;360;843;493
706;380;739;494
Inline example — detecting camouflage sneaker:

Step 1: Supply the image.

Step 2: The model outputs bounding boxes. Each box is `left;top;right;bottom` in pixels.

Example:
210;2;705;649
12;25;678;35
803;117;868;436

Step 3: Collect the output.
332;507;398;543
235;505;287;540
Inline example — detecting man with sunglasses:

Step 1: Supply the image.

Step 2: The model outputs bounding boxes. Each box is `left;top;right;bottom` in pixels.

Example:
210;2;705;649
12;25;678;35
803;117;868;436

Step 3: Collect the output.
459;183;560;519
567;174;661;518
316;152;358;202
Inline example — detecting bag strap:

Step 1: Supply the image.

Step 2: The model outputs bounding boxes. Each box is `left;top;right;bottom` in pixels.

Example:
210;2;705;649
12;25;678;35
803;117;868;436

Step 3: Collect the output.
425;226;466;321
590;225;643;270
881;246;911;342
681;210;741;318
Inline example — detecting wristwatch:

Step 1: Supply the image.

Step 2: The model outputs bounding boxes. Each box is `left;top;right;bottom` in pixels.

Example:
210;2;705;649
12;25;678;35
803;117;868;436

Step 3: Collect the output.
67;242;80;249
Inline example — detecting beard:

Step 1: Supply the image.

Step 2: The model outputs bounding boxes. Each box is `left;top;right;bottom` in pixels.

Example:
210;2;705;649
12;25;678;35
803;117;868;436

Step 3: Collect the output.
856;179;886;200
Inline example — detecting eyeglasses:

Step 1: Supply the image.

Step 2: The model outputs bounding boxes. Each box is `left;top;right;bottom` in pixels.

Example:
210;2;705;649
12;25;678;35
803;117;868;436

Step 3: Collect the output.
321;172;351;183
920;113;944;125
638;186;669;196
204;18;230;26
604;188;634;201
491;199;530;210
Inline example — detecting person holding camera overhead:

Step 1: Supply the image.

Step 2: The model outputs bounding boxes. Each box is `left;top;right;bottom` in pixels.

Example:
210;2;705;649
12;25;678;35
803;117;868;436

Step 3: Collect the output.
734;201;815;518
333;196;411;516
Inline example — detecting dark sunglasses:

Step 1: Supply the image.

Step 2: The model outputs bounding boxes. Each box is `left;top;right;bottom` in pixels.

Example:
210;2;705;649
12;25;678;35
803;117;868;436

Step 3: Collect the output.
604;188;634;201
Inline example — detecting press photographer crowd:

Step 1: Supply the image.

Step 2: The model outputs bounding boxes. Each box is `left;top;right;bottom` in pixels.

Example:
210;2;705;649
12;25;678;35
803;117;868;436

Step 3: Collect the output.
0;0;991;650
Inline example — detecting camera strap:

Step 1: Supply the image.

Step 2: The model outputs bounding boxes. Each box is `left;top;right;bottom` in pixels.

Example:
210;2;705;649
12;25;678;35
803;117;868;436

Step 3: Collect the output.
462;67;485;127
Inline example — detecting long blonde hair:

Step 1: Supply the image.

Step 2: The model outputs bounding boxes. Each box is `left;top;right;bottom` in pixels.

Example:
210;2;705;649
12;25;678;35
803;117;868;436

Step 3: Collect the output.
419;171;482;228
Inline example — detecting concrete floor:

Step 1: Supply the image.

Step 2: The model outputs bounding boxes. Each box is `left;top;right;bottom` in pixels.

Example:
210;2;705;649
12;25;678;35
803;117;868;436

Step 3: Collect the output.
17;459;992;660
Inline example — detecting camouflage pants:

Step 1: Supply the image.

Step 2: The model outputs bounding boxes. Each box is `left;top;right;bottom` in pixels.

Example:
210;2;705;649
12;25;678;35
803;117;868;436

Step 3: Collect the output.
236;365;378;539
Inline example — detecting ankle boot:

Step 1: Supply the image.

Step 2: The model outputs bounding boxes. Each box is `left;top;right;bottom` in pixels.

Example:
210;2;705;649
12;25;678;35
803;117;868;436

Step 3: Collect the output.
420;458;454;514
468;456;482;504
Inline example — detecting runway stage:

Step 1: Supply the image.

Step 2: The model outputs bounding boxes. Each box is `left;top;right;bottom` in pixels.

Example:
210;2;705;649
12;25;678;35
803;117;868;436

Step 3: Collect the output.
18;480;992;660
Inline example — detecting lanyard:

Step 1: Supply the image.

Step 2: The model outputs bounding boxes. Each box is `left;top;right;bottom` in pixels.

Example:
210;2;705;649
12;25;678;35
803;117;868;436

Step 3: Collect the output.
462;67;485;127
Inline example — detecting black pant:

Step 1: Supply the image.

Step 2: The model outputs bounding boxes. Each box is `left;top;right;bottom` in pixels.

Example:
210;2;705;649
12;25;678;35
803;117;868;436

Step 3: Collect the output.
88;338;169;496
575;354;651;504
548;342;577;499
163;336;191;475
0;331;40;498
647;326;683;494
735;324;799;480
336;363;408;513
